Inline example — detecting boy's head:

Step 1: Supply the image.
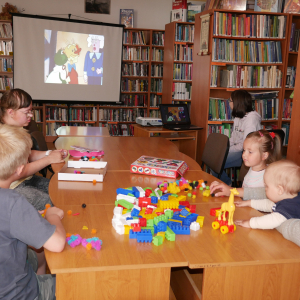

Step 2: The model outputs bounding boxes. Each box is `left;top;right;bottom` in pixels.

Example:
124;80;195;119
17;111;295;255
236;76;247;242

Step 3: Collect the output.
264;160;300;202
0;124;32;181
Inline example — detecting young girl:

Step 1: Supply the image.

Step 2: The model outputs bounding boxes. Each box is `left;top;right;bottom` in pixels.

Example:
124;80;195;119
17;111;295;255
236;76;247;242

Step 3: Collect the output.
242;130;281;188
0;88;68;210
214;90;262;185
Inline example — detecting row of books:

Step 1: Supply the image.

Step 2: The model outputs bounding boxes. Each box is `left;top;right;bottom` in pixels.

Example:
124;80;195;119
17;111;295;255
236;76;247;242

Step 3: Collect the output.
122;46;149;61
172;82;192;100
152;32;165;46
174;44;193;62
149;109;161;118
0;76;13;90
253;98;279;120
211;65;282;88
208;98;232;121
149;94;162;107
173;63;193;81
289;23;300;52
46;107;68;121
282;98;292;119
281;123;290;146
212;39;282;64
99;108;146;122
69;107;97;121
32;110;42;123
175;23;195;42
122;63;148;77
0;41;12;55
108;123;134;136
0;58;13;72
285;66;296;88
46;122;66;136
213;12;286;39
208;124;232;138
151;78;163;93
123;31;148;45
151;64;163;77
121;79;148;92
0;23;12;38
120;94;147;107
151;48;164;62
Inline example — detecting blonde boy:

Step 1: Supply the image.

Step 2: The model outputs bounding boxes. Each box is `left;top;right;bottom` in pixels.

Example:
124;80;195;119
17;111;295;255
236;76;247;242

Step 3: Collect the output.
235;160;300;229
0;124;65;300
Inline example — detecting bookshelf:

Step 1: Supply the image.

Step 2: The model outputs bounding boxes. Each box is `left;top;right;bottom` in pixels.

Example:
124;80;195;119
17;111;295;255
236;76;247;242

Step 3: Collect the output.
190;9;289;164
162;21;195;107
0;20;13;93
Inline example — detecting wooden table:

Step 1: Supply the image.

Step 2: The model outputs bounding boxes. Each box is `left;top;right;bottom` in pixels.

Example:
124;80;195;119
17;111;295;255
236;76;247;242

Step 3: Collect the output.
133;124;200;160
56;126;110;137
53;136;201;173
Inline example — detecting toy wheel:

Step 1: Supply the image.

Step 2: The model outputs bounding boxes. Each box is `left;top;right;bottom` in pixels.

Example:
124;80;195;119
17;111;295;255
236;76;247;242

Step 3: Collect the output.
220;226;229;234
212;221;220;230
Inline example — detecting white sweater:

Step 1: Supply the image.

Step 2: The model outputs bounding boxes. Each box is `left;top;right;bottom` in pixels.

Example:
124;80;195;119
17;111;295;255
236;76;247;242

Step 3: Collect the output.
229;111;262;152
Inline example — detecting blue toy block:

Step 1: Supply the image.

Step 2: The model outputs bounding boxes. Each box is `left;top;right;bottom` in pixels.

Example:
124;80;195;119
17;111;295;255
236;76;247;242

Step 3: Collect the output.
131;208;140;217
182;219;192;226
171;215;185;222
179;205;186;209
153;224;158;234
131;186;140;198
129;229;138;239
126;217;133;221
180;208;190;217
116;188;133;196
161;193;171;200
157;221;167;232
136;229;153;243
167;221;182;227
151;196;158;204
168;224;190;235
173;211;181;217
186;213;198;222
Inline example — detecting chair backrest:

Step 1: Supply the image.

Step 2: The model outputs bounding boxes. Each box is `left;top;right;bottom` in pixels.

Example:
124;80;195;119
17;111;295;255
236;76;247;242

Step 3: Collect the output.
31;131;48;152
24;120;39;134
201;133;229;178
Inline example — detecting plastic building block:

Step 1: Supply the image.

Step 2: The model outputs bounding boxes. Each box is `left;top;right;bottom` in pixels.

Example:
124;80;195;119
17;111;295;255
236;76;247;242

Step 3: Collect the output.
154;214;168;225
116;188;134;196
210;207;220;216
82;226;88;230
115;199;134;210
164;209;173;219
139;218;147;227
147;219;154;227
190;222;200;231
157;232;165;241
82;203;86;208
73;213;80;216
131;208;140;217
160;193;171;200
137;229;153;243
196;216;204;227
165;227;176;241
179;201;190;208
67;210;72;215
141;226;154;235
124;225;131;234
158;199;179;210
151;196;158;204
202;190;210;197
139;197;151;207
145;207;153;214
152;235;163;246
190;205;196;213
187;193;192;197
91;229;97;234
180;208;190;217
117;194;136;203
168;224;190;235
157;221;167;232
129;229;138;239
132;223;141;232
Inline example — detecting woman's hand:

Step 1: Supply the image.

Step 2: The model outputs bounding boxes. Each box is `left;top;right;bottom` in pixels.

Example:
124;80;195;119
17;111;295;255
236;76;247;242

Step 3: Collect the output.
210;181;231;197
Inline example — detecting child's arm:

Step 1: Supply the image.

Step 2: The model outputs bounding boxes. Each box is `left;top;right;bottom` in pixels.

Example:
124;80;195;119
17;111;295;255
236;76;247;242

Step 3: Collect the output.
277;219;300;247
43;207;66;252
250;199;274;212
29;149;68;162
236;213;287;229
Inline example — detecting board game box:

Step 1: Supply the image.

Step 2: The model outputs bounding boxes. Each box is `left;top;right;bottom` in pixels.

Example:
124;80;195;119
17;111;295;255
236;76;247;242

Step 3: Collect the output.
130;156;188;178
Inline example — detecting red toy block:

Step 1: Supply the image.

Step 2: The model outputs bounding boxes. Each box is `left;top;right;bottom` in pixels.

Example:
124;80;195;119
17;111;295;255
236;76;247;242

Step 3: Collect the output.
145;189;152;197
118;204;127;209
138;197;151;207
210;207;221;216
179;201;190;208
132;224;141;232
190;204;196;213
156;211;164;216
139;218;147;227
171;208;181;212
145;207;153;214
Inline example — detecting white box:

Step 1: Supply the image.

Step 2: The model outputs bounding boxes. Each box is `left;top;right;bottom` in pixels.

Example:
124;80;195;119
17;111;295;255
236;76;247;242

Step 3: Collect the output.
58;161;107;182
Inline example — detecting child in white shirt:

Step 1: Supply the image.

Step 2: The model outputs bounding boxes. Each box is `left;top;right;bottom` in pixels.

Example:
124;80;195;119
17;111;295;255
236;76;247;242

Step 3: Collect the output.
235;160;300;229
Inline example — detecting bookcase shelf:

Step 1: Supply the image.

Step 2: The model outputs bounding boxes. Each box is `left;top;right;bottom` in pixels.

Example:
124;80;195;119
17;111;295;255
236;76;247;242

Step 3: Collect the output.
190;9;290;164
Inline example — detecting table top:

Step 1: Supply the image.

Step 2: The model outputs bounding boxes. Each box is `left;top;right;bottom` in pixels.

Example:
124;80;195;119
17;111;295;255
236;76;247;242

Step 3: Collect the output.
134;124;201;133
53;137;201;173
49;170;221;207
56;126;110;137
45;204;188;274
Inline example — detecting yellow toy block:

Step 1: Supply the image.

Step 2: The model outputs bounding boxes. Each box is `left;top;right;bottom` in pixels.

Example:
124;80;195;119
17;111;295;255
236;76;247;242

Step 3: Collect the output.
203;190;210;197
169;219;182;225
158;199;179;210
196;216;205;227
177;195;186;202
157;232;165;241
124;225;131;234
167;182;181;194
122;209;128;214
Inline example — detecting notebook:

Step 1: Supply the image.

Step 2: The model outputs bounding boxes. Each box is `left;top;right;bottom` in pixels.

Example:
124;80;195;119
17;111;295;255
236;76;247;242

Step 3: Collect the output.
159;104;203;131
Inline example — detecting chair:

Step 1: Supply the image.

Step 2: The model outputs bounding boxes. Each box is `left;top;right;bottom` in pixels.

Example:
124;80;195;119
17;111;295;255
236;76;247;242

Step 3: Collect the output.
201;133;229;179
30;131;54;178
24;119;40;134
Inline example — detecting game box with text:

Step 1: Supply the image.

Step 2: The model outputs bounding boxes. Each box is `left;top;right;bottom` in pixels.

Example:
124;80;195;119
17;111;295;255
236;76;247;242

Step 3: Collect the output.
130;156;188;178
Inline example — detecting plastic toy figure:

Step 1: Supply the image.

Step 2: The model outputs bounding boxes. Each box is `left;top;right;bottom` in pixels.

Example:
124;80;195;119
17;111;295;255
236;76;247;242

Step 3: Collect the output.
212;188;239;234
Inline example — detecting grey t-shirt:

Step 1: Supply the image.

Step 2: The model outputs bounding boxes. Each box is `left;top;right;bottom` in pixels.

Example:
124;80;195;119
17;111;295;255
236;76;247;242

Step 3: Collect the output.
0;188;56;300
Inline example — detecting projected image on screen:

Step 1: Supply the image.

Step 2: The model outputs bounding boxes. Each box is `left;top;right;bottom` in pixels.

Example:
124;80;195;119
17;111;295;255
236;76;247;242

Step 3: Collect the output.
166;107;187;122
44;30;104;85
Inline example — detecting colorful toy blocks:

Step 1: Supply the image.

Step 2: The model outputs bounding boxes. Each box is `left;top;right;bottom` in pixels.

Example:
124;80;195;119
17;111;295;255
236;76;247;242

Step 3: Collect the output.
66;234;102;251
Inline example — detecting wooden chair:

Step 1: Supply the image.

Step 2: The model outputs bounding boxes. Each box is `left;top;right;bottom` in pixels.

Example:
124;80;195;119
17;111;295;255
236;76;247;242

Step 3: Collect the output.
31;131;54;178
201;133;229;179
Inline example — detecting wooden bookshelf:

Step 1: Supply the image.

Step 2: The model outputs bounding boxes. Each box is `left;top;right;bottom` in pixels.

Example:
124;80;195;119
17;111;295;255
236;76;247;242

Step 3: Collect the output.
190;9;289;164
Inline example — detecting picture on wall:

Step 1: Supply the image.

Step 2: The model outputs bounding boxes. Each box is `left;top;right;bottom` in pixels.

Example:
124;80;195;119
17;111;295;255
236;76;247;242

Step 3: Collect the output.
85;0;111;14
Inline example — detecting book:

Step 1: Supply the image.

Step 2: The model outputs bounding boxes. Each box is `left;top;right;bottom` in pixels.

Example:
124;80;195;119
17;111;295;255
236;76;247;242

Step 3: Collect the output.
221;0;247;10
187;3;204;22
171;9;187;22
254;0;279;12
284;0;300;13
120;9;134;28
172;0;188;9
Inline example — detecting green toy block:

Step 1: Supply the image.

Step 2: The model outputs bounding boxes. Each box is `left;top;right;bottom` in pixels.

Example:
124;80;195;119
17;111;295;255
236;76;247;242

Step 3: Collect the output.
206;186;210;190
171;194;178;197
114;199;134;210
147;219;154;227
164;210;173;219
152;235;163;246
157;190;163;197
126;187;133;190
128;193;135;197
141;226;154;235
187;193;192;197
200;187;203;191
154;214;168;225
132;216;139;219
144;187;153;191
166;227;176;242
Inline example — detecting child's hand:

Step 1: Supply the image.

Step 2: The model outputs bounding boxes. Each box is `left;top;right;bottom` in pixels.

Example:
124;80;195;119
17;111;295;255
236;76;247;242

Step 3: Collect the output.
48;150;65;164
60;149;68;159
38;210;44;215
235;219;251;228
209;181;231;197
235;200;251;207
45;207;64;220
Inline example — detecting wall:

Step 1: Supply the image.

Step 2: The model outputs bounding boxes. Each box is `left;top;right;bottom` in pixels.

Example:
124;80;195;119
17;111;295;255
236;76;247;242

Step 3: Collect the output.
0;0;174;30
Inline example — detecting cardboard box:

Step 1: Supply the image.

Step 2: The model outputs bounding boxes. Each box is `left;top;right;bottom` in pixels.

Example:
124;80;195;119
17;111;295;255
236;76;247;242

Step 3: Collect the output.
58;161;107;182
130;156;188;178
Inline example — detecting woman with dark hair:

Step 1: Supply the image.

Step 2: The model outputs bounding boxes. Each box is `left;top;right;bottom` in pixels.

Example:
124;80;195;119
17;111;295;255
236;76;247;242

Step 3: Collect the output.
213;89;262;185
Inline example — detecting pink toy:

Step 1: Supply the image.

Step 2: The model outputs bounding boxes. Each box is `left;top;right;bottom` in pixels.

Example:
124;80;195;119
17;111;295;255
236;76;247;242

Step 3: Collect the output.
69;150;104;158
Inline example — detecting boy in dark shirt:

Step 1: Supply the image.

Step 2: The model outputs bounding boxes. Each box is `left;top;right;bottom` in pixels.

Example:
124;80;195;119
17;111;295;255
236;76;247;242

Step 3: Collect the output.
0;124;66;300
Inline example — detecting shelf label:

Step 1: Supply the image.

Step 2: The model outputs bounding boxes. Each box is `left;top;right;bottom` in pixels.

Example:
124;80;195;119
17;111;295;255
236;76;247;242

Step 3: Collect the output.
5;86;10;90
9;52;13;56
7;68;11;72
0;51;4;55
